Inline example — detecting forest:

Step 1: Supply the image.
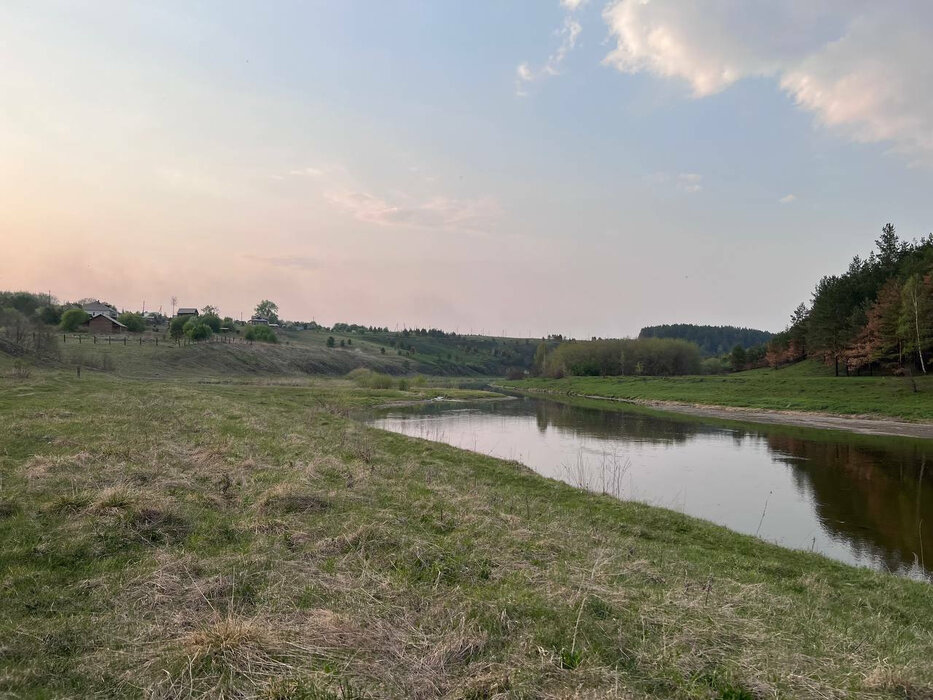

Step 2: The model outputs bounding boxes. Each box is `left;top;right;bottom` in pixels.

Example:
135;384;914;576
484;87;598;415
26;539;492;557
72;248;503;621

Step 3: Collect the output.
768;224;933;376
639;324;772;356
533;337;701;377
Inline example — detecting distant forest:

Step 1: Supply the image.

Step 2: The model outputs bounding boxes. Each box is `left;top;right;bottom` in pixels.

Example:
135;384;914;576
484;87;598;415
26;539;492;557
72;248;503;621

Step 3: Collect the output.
639;324;773;356
768;223;933;376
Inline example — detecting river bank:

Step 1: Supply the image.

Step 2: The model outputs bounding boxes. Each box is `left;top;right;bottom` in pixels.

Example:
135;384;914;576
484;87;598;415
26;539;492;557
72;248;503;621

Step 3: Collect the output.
2;371;932;697
499;384;933;439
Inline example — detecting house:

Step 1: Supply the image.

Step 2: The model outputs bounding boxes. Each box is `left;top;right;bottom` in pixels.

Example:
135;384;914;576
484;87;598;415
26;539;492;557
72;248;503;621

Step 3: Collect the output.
83;313;127;334
249;316;269;325
176;308;199;318
82;300;118;319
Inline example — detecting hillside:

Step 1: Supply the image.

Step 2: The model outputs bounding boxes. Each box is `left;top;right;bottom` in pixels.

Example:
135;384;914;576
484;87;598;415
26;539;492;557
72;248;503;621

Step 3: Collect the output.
639;324;773;356
21;328;539;380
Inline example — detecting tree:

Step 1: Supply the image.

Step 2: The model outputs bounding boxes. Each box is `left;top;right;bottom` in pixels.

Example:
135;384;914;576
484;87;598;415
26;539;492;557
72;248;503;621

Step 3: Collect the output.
60;309;90;331
169;316;187;341
326;336;335;348
201;305;219;316
730;345;747;372
38;306;61;326
200;313;222;332
254;300;279;323
898;273;932;374
184;319;212;341
117;312;146;333
244;325;277;343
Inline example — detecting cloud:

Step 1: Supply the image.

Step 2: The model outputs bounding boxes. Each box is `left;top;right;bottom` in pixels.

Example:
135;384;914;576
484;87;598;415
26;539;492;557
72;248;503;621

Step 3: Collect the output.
324;189;499;231
643;171;703;193
516;8;584;95
677;173;702;192
779;193;797;204
602;1;933;162
561;0;588;9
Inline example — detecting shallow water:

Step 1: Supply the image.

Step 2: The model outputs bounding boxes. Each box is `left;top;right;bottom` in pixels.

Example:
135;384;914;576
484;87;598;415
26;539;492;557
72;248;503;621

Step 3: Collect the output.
369;396;933;581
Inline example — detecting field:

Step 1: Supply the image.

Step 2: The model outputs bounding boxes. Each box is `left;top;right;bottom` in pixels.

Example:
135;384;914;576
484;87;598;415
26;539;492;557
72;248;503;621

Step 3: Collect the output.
1;366;933;698
45;327;536;379
505;360;933;421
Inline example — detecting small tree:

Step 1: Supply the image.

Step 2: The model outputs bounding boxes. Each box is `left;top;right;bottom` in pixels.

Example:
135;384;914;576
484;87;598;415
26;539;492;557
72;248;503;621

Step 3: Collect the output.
201;305;219;316
169;316;187;340
38;306;61;326
730;345;747;372
184;319;212;341
326;336;335;348
60;309;90;331
117;312;146;333
201;313;222;332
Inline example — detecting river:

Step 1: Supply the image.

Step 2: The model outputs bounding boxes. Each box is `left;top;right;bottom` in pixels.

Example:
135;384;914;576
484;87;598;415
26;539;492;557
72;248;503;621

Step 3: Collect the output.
368;396;933;581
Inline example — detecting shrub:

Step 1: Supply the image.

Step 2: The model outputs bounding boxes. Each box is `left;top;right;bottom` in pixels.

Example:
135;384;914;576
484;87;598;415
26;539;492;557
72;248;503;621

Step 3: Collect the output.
117;312;146;333
60;309;90;332
184;319;212;341
346;368;395;390
244;325;277;343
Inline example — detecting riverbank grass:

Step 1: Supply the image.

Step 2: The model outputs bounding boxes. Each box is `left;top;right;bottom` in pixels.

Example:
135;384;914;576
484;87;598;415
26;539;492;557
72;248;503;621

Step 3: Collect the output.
506;360;933;421
1;370;932;697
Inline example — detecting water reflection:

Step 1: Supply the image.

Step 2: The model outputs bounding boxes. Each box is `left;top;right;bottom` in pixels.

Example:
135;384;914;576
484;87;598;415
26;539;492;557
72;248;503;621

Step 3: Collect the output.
370;398;933;581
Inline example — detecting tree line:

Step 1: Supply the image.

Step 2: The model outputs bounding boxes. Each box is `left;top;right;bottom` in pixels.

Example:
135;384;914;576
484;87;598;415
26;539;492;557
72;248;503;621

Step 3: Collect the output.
533;337;702;377
768;223;933;376
639;324;772;356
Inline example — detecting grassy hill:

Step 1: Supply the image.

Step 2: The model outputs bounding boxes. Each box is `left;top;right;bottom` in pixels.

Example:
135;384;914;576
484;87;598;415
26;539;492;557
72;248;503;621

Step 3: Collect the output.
23;327;540;380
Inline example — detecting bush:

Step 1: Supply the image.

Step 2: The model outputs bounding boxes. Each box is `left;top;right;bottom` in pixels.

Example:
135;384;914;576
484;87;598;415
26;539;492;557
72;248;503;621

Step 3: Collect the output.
326;336;336;348
184;319;212;341
244;325;277;343
60;309;90;332
117;312;146;333
346;368;395;390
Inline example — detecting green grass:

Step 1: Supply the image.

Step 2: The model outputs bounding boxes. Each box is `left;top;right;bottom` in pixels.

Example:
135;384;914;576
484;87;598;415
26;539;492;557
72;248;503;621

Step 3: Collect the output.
1;369;932;697
51;327;535;379
504;360;933;421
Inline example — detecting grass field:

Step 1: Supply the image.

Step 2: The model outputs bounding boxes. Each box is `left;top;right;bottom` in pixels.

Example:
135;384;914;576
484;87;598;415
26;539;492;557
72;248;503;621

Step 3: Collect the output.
46;326;535;379
504;361;933;421
1;367;933;698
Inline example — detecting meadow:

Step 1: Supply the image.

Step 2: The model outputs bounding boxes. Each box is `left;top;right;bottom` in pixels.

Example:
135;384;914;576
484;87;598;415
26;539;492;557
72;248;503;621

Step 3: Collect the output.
506;360;933;421
1;365;932;698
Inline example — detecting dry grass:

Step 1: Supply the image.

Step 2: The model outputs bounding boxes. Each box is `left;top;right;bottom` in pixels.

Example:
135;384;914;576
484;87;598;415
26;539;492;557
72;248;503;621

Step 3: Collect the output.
1;373;932;698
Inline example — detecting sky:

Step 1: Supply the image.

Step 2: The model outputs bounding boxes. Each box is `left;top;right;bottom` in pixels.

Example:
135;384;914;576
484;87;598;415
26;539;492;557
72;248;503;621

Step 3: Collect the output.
2;1;933;337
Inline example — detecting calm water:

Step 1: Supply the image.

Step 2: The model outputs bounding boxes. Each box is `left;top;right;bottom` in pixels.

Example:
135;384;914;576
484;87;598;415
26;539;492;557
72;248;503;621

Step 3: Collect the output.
369;397;933;581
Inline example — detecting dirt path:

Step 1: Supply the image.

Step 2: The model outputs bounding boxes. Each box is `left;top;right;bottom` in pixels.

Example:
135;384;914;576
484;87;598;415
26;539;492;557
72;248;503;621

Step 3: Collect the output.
504;387;933;440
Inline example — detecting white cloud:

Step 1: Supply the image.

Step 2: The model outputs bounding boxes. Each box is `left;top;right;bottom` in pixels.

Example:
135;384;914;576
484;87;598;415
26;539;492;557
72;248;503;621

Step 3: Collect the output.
602;1;933;162
516;8;584;95
324;189;498;232
643;171;703;193
779;193;797;204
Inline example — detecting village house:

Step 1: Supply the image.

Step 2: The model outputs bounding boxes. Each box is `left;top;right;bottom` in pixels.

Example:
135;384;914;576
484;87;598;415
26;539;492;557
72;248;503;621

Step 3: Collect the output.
249;316;269;325
176;308;199;318
83;313;127;334
82;300;119;319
